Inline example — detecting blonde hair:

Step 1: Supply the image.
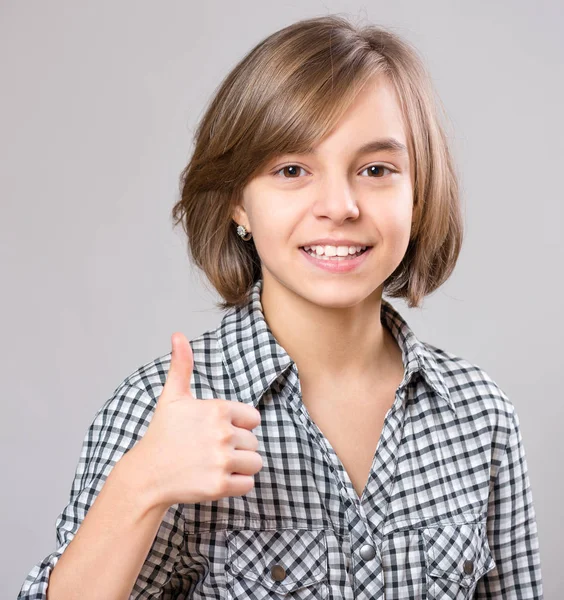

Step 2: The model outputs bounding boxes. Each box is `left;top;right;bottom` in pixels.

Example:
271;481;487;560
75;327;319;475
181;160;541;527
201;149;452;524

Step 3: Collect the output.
172;15;463;310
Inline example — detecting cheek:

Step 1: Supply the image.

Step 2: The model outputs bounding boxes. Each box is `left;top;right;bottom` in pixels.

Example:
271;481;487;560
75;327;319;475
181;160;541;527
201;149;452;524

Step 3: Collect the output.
391;207;413;239
375;198;413;260
249;206;291;261
378;199;412;237
253;197;302;243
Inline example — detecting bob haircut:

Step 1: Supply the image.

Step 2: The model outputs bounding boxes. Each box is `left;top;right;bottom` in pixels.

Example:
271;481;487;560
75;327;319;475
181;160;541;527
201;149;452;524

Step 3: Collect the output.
172;15;463;310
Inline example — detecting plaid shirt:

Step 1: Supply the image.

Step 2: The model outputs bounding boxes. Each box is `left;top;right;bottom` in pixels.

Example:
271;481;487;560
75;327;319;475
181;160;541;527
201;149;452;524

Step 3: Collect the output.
18;277;543;599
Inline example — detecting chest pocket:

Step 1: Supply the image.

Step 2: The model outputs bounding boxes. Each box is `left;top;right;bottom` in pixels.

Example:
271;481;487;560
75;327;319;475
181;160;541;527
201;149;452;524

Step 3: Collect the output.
422;522;496;598
225;528;329;598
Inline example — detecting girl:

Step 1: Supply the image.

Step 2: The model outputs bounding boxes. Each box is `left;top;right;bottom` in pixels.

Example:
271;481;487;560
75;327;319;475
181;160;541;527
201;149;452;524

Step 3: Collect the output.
19;15;543;600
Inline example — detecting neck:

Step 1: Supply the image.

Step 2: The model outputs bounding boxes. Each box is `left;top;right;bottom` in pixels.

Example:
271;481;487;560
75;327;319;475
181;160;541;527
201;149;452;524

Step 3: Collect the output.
259;272;402;384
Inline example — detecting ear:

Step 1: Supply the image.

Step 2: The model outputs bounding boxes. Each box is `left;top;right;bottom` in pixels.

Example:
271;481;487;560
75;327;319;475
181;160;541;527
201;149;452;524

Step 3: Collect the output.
232;203;249;227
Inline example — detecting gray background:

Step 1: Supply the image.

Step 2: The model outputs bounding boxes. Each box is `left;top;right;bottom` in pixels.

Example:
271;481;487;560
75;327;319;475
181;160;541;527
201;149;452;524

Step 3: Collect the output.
2;0;562;597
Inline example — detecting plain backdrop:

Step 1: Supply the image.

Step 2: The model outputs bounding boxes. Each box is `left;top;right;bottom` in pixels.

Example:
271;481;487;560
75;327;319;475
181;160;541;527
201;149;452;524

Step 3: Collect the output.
2;0;562;597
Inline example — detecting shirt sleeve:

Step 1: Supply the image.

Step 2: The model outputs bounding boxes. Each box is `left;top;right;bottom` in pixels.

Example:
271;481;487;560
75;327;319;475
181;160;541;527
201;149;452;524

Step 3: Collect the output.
475;406;544;599
17;379;191;600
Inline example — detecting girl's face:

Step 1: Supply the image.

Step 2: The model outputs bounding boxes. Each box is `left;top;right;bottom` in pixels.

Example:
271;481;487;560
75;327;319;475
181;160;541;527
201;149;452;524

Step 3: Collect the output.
233;73;414;308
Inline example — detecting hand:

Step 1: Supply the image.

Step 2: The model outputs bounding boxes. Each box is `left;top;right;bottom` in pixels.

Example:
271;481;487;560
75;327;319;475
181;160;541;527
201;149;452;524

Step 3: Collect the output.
127;332;263;509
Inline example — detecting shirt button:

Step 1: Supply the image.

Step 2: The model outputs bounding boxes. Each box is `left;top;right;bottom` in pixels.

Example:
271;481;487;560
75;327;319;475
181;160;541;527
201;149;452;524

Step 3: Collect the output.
270;564;287;581
463;559;474;575
359;544;376;560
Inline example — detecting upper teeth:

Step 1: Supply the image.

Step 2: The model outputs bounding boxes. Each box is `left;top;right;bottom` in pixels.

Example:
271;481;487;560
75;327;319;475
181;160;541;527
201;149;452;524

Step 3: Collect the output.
303;245;367;256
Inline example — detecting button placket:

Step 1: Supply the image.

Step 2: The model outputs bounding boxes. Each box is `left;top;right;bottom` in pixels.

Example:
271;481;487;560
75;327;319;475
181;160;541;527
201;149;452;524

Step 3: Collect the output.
350;538;385;599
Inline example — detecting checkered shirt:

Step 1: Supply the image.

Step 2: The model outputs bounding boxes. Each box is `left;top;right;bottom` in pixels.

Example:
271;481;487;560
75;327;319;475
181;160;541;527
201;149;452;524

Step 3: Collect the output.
18;277;543;599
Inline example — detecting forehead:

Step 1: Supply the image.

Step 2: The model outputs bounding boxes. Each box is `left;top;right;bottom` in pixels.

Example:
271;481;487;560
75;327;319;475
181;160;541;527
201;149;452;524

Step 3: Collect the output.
314;74;407;155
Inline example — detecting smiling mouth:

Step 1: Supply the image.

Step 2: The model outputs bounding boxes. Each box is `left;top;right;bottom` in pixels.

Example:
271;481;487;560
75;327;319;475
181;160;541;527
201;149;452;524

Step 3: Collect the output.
299;246;372;259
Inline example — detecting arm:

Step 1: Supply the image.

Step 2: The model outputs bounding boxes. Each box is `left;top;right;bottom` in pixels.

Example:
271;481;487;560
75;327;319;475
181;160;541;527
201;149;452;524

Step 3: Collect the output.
47;451;171;600
17;381;189;600
475;407;543;599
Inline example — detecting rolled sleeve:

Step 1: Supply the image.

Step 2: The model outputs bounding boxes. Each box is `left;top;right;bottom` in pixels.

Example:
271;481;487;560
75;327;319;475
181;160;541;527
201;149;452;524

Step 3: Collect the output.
475;406;544;599
17;380;189;599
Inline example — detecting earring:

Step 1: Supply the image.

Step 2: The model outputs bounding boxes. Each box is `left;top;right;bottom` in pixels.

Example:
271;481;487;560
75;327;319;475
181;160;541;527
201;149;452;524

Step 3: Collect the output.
236;223;252;241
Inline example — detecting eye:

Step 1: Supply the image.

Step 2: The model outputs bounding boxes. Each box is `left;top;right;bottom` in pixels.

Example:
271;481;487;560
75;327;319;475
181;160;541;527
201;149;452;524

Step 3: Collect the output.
359;164;396;178
272;165;308;179
272;163;396;179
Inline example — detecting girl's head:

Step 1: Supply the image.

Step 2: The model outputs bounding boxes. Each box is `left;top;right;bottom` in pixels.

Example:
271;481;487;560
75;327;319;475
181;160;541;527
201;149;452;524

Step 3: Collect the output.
172;15;463;310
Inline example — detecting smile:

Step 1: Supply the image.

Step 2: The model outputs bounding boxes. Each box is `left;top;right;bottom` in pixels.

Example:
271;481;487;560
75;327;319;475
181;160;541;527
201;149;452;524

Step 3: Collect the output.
299;245;373;273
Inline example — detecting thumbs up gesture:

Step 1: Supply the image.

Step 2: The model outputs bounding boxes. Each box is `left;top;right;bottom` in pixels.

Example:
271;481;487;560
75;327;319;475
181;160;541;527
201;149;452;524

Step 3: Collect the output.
128;332;263;510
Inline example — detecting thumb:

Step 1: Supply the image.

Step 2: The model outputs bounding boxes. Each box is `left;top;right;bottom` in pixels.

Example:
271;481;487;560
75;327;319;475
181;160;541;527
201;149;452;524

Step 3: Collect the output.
161;332;195;402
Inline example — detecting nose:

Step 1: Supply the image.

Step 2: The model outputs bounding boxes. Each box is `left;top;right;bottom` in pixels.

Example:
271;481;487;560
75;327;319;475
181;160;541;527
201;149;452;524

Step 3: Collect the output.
311;178;360;224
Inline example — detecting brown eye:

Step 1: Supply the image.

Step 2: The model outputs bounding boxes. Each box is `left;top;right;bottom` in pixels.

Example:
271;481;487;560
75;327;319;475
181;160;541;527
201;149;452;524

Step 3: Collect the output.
273;165;307;178
360;164;394;178
272;163;396;179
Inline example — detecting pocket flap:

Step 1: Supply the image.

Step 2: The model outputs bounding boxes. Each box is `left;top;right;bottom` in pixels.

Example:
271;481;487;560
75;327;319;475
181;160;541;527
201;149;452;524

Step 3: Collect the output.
225;528;328;595
422;522;496;587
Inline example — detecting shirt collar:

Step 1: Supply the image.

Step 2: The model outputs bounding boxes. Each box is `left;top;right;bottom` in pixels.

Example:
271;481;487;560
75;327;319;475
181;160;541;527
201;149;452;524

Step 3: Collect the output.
217;278;454;414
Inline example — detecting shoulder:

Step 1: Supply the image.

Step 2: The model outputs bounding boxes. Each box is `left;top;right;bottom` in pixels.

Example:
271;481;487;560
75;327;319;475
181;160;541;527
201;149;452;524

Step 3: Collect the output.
422;341;516;429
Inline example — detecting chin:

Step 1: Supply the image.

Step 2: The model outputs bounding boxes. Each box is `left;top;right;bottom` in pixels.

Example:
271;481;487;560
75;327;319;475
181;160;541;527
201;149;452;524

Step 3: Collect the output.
299;284;378;308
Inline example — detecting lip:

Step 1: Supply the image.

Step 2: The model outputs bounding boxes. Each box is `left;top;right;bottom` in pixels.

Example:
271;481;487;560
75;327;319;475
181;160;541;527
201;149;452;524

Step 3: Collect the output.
302;239;371;247
299;246;372;273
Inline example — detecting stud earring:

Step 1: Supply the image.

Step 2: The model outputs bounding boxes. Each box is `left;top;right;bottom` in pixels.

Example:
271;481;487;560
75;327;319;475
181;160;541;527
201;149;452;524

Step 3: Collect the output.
236;223;252;241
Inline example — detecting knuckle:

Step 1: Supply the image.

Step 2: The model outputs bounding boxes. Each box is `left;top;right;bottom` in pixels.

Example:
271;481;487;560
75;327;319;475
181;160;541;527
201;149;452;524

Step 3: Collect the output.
217;423;234;444
216;448;233;471
207;477;225;500
213;401;231;421
214;475;229;497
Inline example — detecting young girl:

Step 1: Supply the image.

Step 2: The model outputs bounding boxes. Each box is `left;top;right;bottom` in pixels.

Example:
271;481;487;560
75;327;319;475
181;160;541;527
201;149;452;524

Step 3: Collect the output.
18;15;543;600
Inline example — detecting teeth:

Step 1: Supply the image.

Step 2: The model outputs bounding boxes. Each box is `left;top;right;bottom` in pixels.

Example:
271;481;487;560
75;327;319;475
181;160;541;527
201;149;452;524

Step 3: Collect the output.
303;244;367;257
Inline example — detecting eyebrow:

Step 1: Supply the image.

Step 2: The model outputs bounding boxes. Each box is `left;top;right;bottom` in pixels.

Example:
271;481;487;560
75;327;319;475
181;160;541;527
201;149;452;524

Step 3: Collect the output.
301;137;409;157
